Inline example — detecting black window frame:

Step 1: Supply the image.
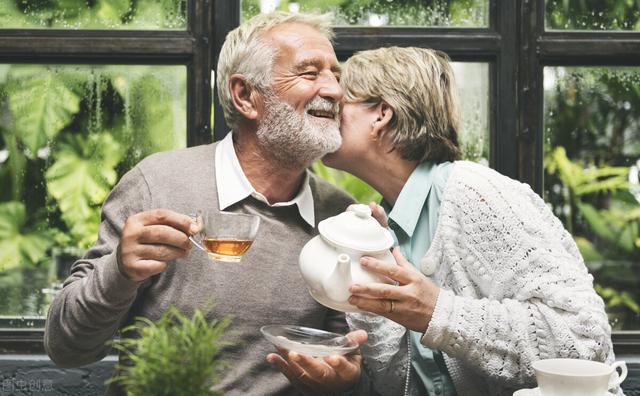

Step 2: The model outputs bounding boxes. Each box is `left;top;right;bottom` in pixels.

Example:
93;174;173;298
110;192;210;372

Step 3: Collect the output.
0;0;638;356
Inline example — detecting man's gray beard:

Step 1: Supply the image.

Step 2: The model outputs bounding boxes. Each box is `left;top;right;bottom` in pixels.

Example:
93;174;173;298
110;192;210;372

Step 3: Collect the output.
256;91;342;169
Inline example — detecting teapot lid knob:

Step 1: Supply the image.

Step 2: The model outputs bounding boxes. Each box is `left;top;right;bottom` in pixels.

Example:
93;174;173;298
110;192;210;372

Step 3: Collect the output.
350;204;372;219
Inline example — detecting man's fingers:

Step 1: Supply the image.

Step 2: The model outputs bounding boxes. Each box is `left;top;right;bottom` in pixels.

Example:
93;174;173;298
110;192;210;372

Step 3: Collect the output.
267;353;292;374
266;354;316;394
267;353;302;381
346;329;368;346
124;259;167;279
324;355;359;382
137;244;189;262
136;209;197;235
277;351;309;379
289;352;333;381
138;224;192;250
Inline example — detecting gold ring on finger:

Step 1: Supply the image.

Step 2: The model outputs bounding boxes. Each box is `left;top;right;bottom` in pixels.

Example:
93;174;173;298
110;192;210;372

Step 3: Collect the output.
389;300;395;313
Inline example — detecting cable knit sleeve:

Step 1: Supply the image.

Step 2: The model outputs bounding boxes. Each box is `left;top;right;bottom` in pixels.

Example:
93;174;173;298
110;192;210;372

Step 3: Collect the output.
420;162;615;393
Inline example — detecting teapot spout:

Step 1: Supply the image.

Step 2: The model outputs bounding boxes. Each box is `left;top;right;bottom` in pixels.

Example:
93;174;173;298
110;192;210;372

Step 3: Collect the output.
322;254;352;303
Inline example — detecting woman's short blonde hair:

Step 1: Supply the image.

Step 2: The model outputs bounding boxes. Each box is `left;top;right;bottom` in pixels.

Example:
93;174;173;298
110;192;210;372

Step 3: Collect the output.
216;12;333;130
342;46;462;163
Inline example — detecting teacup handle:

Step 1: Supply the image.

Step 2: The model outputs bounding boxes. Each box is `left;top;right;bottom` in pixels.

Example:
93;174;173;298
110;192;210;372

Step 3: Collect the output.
188;212;206;252
189;235;206;252
609;361;628;391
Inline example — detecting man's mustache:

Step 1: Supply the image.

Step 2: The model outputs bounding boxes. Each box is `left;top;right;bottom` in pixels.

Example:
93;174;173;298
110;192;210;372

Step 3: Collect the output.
305;96;339;120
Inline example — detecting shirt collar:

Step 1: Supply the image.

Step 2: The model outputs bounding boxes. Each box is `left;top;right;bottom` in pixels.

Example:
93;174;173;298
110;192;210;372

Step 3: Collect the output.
385;162;436;238
215;133;315;227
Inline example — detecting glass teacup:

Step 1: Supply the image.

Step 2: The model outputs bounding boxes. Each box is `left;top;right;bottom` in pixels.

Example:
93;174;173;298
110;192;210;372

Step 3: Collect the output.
189;211;260;263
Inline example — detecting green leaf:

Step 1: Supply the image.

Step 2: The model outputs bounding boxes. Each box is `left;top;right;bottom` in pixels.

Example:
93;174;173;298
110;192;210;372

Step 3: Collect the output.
45;132;123;247
575;176;629;196
8;72;80;153
129;73;186;155
127;0;186;29
109;69;186;166
547;147;581;190
95;0;131;25
0;201;51;270
574;236;605;264
576;201;616;242
0;1;24;26
0;64;10;85
4;131;27;201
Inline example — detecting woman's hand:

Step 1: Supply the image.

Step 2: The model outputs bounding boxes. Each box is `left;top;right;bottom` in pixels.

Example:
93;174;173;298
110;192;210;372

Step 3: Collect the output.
266;330;367;396
348;248;440;333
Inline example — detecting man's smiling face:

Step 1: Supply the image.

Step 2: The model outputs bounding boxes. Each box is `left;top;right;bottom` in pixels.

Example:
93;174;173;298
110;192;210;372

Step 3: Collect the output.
254;23;344;168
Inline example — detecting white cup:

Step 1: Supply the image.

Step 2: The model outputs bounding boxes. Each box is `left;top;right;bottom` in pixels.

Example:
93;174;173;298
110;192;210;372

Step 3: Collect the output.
532;358;627;396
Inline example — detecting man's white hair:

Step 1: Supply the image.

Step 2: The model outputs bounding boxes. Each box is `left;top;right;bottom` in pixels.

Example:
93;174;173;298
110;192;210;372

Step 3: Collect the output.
216;11;334;130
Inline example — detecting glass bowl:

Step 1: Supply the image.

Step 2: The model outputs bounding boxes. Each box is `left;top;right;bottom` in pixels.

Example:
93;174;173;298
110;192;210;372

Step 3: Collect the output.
260;325;359;357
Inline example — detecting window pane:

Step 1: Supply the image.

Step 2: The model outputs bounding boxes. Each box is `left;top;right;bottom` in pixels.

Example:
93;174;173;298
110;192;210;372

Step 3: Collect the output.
0;65;187;327
242;0;489;27
543;67;640;330
0;0;187;29
546;0;640;31
314;62;490;203
454;62;489;165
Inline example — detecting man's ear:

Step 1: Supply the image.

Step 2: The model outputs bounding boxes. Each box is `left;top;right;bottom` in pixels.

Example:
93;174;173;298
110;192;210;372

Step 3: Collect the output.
371;102;394;140
230;74;260;120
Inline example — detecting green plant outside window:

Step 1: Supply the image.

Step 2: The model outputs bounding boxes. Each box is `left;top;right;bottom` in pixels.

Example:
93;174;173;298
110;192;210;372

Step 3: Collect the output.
0;65;187;320
546;0;640;31
0;0;187;29
241;0;489;27
544;67;640;330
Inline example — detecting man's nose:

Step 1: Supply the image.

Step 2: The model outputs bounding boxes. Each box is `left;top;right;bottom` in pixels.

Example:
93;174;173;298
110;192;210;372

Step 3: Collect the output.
317;72;343;103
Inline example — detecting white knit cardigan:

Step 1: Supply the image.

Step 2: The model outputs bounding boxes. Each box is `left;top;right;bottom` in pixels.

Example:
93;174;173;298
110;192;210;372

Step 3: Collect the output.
348;161;621;396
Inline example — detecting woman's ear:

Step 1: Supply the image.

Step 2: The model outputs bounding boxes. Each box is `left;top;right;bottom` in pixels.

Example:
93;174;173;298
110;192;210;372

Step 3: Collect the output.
230;74;260;120
371;102;394;141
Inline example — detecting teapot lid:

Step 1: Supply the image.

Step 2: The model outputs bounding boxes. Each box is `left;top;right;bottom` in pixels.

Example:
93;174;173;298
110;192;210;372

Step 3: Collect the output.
318;204;394;252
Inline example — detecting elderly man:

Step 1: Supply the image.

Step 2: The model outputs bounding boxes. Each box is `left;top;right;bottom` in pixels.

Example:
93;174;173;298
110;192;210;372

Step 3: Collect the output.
44;12;367;395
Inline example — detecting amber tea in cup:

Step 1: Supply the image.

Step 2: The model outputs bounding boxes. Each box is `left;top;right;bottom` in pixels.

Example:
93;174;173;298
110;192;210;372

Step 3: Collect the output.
189;211;260;263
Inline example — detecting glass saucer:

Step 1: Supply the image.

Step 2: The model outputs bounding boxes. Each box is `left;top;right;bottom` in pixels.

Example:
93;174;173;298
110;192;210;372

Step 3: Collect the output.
260;325;359;357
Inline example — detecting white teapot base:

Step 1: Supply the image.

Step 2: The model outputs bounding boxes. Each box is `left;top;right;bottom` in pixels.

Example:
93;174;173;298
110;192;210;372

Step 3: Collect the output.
309;289;363;313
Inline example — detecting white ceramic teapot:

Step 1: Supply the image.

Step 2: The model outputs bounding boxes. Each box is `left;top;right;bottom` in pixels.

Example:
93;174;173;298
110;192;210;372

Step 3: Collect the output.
299;204;396;312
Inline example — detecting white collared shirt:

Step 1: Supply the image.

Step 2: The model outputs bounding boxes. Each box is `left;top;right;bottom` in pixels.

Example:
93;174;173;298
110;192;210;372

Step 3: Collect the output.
215;133;315;227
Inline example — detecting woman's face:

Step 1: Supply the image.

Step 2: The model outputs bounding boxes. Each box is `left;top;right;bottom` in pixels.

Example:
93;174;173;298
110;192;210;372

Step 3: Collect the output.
323;101;379;170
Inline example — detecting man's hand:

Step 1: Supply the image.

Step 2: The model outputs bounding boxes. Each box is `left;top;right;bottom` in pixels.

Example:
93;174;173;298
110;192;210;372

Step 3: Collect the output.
118;209;198;282
266;330;367;396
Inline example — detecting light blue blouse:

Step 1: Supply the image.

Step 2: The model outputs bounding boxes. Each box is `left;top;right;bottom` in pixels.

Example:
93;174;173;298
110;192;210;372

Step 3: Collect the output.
382;161;456;396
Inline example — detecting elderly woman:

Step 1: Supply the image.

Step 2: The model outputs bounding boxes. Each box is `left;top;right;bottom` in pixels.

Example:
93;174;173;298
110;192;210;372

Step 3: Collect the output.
321;47;619;396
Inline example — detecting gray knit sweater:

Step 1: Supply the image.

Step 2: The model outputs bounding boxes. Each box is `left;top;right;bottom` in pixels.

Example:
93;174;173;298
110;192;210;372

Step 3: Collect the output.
44;143;355;395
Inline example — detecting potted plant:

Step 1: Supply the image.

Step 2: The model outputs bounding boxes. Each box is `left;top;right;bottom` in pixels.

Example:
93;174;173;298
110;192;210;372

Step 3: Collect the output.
109;306;233;396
